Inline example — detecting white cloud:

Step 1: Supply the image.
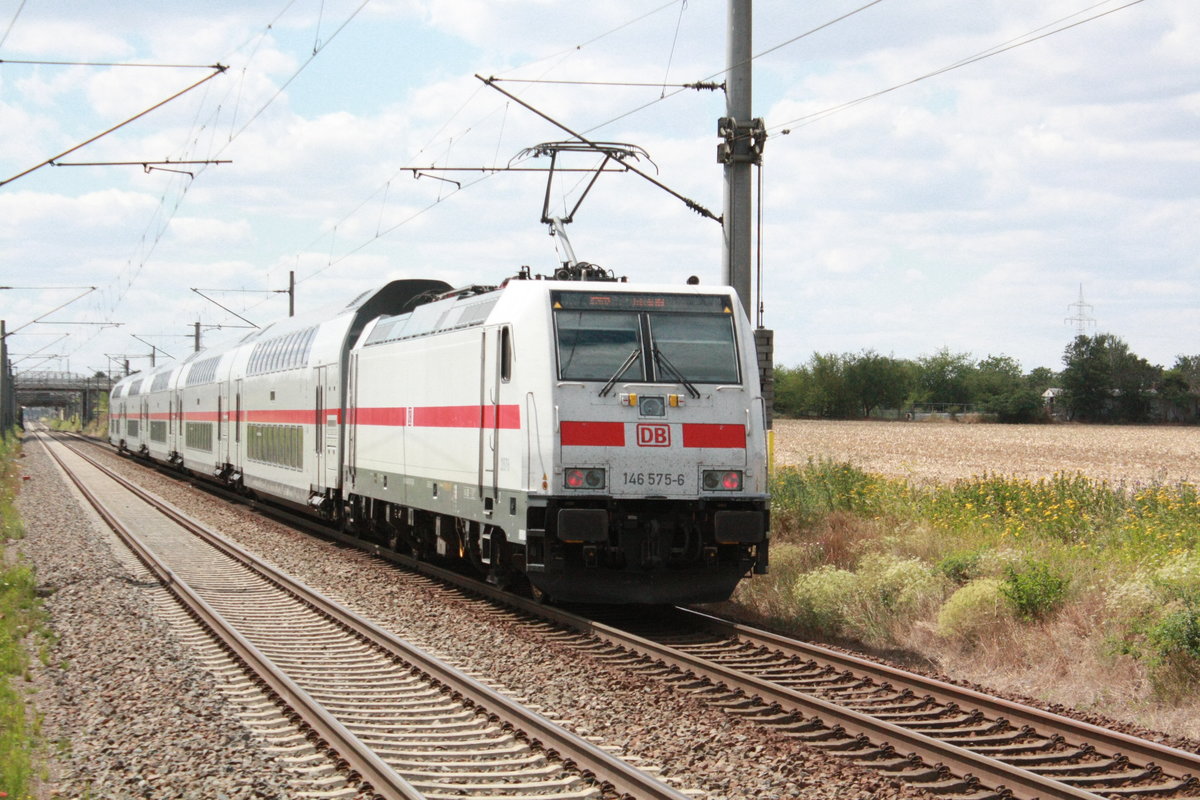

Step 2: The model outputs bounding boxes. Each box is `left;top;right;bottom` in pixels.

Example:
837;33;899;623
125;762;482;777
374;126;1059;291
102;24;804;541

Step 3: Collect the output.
168;216;253;246
3;0;1198;377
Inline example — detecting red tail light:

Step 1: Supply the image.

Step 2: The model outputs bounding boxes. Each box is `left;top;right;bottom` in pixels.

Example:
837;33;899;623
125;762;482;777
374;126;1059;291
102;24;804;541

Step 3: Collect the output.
702;469;743;492
564;468;605;490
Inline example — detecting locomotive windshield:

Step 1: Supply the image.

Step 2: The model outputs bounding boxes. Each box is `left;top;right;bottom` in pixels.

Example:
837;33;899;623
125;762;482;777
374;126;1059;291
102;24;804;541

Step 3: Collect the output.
553;291;740;384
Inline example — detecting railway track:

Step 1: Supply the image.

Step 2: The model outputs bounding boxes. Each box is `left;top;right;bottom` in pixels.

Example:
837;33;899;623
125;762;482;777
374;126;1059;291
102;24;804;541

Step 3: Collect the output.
39;431;693;800
599;607;1200;800
291;510;1200;800
66;432;1200;800
317;531;1200;800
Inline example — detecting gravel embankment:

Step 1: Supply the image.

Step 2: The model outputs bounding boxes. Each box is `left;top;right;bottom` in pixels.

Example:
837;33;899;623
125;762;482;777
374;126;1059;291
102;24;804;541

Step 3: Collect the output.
19;431;1200;799
8;429;1197;799
84;443;931;800
13;436;297;799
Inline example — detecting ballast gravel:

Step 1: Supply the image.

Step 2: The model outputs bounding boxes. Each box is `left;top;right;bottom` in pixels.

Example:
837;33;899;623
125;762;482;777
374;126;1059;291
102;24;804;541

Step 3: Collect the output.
12;437;296;799
20;437;937;800
21;434;1200;798
52;434;1200;797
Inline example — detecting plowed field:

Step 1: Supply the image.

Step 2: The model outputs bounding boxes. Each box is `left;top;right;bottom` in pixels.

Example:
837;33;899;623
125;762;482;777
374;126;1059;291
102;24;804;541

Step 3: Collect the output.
773;419;1199;486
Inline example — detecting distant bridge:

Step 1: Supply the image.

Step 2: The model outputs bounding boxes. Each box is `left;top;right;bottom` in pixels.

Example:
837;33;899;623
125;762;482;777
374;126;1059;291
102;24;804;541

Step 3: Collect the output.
11;370;115;422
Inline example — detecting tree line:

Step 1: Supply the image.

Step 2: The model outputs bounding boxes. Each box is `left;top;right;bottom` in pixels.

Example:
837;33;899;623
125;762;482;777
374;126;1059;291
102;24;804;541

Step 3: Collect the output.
774;334;1200;424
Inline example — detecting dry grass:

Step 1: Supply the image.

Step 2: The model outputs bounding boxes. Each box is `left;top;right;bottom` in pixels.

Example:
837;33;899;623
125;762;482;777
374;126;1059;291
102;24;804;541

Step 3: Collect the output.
774;419;1200;486
756;419;1200;740
926;600;1200;740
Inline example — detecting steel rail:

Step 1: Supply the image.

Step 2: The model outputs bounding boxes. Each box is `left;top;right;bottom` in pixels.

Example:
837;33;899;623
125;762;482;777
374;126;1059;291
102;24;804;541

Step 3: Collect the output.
56;434;691;800
525;613;1106;800
302;542;1105;798
677;606;1200;779
73;433;1186;800
40;433;423;800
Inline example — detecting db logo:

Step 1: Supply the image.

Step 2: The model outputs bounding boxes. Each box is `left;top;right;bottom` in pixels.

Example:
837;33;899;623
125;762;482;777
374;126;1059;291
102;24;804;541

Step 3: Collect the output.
636;423;671;447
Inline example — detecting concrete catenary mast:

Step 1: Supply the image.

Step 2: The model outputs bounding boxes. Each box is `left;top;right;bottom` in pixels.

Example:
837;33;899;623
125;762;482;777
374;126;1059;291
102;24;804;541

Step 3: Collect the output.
720;0;773;422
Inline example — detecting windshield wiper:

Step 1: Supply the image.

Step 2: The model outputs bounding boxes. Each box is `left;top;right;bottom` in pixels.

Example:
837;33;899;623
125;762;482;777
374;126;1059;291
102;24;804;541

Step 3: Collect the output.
599;348;641;397
652;347;701;398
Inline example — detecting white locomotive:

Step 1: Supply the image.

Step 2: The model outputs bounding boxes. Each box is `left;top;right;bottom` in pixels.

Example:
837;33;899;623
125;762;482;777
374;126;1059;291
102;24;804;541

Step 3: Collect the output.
109;271;770;604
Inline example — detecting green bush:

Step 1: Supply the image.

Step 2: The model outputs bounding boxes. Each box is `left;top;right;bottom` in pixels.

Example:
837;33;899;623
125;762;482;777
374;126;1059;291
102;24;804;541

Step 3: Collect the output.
1000;559;1069;620
982;387;1045;423
732;543;816;626
1145;606;1200;694
936;550;983;584
936;578;1012;642
770;460;899;527
792;565;857;636
1104;576;1160;623
848;554;948;643
856;553;947;614
788;555;948;644
1147;606;1200;660
1154;553;1200;603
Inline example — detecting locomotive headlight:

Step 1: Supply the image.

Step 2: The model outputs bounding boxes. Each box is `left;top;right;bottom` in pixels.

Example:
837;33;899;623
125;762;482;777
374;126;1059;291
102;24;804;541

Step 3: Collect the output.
565;467;606;490
702;469;742;491
638;395;666;417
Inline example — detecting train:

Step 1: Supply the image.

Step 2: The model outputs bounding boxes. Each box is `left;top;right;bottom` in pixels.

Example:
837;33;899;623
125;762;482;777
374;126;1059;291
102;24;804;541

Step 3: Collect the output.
107;268;770;604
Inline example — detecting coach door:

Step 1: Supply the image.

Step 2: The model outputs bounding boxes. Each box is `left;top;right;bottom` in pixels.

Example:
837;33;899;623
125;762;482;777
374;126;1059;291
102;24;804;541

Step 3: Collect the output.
315;366;326;486
233;379;242;466
217;382;228;465
316;366;340;489
174;389;183;453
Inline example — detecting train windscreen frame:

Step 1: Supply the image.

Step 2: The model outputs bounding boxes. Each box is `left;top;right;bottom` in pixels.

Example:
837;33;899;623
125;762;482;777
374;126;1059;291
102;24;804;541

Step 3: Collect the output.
552;291;740;385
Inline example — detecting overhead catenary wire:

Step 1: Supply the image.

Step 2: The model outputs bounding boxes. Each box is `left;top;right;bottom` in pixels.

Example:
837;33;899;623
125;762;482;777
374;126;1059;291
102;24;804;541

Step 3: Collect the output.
660;0;689;97
582;0;891;136
0;65;227;187
768;0;1149;135
114;1;691;327
0;0;27;50
82;0;375;340
489;78;722;90
0;58;224;68
250;2;697;305
278;0;1156;306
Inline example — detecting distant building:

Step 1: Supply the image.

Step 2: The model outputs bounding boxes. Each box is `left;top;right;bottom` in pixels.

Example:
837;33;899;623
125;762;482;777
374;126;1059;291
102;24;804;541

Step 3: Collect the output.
1042;387;1065;420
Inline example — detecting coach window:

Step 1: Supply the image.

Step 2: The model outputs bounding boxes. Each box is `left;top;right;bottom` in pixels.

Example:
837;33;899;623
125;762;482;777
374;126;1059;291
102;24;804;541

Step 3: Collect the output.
500;326;512;382
280;334;294;369
285;332;300;368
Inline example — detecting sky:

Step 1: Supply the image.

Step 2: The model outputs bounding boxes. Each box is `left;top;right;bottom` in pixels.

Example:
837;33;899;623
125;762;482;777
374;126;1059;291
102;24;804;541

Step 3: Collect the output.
1;0;1196;380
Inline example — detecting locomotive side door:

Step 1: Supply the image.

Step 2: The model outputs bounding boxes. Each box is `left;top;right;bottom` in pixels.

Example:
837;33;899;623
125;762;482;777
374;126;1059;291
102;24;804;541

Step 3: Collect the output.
481;325;514;499
477;331;488;496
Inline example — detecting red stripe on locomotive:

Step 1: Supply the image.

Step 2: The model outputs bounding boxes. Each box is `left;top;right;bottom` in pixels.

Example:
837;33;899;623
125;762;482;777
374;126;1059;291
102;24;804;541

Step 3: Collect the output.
682;423;746;448
560;421;625;446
